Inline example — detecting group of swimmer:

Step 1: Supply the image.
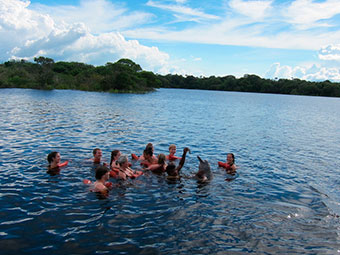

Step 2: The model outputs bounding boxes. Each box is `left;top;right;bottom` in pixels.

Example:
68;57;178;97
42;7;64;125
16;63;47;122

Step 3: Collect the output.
47;143;238;197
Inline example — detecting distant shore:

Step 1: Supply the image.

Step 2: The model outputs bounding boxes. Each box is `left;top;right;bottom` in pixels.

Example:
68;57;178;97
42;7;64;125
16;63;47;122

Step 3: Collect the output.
1;57;340;97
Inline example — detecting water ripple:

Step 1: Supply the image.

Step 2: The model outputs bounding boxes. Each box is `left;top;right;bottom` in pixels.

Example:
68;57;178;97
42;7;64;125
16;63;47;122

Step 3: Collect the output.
0;89;339;254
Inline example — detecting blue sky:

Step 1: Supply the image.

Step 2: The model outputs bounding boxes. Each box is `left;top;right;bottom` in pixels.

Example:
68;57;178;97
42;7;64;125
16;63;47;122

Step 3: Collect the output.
1;0;340;81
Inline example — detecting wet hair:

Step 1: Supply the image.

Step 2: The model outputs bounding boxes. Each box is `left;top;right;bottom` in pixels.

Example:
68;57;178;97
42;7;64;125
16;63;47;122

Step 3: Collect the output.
110;150;120;166
117;155;128;166
146;143;153;151
228;153;235;165
93;148;101;156
47;151;58;165
95;166;109;180
166;163;176;176
143;147;153;158
168;144;176;151
158;153;166;165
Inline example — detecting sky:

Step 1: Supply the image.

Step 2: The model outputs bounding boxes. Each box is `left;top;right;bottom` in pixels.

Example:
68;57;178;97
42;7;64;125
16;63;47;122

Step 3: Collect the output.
1;0;340;81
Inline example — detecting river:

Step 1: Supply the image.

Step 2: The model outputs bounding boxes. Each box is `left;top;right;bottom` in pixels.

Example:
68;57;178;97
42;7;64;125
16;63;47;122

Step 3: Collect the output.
0;88;339;254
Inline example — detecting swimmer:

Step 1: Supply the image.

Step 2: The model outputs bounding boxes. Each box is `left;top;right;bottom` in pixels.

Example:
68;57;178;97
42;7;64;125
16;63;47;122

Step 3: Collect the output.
109;150;121;178
117;155;143;180
110;150;121;169
93;166;111;196
218;153;237;174
92;148;103;164
166;147;190;179
47;151;68;171
131;143;157;162
147;153;167;173
140;147;158;167
166;144;182;161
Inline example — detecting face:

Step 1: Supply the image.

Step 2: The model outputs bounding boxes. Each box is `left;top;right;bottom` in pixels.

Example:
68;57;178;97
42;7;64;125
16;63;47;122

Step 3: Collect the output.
95;150;102;159
169;147;176;154
115;151;121;160
104;171;110;181
54;153;61;164
227;154;233;163
122;159;129;168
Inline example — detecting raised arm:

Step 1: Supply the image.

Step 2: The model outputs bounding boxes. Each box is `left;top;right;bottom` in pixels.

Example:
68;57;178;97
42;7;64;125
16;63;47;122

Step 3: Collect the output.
176;147;190;173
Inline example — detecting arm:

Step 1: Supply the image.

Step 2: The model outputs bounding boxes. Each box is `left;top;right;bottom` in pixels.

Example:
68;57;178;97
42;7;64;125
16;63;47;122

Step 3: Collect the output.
58;161;69;168
176;147;190;173
147;164;163;171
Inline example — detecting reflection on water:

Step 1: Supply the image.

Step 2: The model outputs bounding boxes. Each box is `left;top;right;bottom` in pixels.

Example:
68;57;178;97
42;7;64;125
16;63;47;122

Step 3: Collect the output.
0;88;339;254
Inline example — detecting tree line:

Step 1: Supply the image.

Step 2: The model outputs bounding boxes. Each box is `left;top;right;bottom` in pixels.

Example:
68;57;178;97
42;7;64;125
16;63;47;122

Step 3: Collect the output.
1;57;340;97
157;74;340;97
0;57;160;93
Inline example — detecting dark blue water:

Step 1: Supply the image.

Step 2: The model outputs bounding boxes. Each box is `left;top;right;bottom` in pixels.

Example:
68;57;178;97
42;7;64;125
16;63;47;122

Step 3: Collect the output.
0;88;339;254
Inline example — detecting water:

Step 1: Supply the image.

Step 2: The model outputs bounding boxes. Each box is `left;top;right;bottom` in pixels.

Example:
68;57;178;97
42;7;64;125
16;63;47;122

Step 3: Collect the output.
0;88;339;254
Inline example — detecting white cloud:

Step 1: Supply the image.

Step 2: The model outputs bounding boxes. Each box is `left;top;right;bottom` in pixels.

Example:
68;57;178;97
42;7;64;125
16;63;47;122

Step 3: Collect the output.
146;0;220;21
265;62;340;82
31;0;154;33
318;44;340;61
229;0;273;21
1;0;172;74
283;0;340;29
266;44;340;81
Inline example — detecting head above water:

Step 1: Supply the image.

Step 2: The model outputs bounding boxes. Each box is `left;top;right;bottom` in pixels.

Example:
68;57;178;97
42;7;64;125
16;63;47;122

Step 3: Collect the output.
227;153;235;165
47;151;60;165
146;143;154;152
95;166;109;180
93;148;101;156
166;162;177;176
168;144;176;154
117;155;128;166
143;147;153;159
158;153;166;165
110;150;121;165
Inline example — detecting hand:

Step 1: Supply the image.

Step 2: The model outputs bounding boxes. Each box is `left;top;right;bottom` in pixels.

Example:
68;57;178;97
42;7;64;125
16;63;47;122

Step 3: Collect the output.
183;147;190;153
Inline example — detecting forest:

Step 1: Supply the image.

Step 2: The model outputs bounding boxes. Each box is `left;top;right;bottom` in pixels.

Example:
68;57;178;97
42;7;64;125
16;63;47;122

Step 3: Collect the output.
1;57;340;97
0;57;160;93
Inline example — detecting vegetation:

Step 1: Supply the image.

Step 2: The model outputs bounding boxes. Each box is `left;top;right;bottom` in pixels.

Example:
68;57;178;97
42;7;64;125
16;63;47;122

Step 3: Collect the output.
158;74;340;98
0;57;160;93
1;57;340;97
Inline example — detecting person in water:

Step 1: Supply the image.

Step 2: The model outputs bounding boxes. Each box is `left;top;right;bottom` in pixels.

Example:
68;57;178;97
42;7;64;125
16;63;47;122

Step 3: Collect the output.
218;153;237;174
147;153;167;173
166;144;181;161
110;150;121;170
117;155;143;180
166;147;190;179
93;166;111;195
47;151;68;170
92;148;103;164
132;143;157;163
140;147;158;167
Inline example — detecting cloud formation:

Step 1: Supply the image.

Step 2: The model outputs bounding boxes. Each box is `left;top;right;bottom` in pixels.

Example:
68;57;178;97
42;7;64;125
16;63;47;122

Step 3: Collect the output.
229;0;273;21
2;0;340;81
146;0;220;22
0;0;171;73
283;0;340;29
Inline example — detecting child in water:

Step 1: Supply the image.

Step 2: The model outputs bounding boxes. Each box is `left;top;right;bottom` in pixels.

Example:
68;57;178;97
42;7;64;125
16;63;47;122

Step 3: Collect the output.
47;151;68;174
147;153;167;173
166;144;182;161
166;147;190;179
93;166;111;196
218;153;237;174
131;143;158;164
132;143;158;167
